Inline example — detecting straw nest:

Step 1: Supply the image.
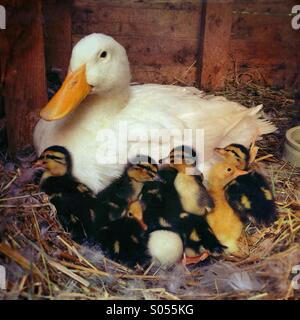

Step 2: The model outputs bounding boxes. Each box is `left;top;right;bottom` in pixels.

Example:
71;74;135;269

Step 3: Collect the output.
0;80;299;300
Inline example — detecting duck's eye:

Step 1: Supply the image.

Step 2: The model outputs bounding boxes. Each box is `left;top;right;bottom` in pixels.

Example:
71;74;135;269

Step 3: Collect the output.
99;51;107;59
127;212;133;218
227;168;232;172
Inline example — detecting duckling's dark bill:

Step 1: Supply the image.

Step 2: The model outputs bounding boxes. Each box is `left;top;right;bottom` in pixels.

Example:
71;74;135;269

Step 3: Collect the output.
40;65;91;121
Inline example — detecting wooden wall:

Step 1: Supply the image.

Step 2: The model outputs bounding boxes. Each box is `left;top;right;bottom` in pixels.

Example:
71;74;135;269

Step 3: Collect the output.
230;0;300;89
0;0;47;153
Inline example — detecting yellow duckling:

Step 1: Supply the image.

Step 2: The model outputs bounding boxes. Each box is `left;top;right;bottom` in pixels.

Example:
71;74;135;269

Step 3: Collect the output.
206;162;248;254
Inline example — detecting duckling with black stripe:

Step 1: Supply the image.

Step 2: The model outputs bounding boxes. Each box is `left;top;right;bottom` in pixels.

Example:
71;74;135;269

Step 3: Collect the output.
95;155;159;223
91;156;163;267
34;146;97;243
215;143;277;226
160;145;214;216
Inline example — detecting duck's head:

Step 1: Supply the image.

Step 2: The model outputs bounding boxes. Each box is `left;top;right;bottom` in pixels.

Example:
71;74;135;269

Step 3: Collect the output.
209;162;248;189
34;145;72;177
214;144;250;170
40;34;131;121
159;145;198;174
127;156;160;183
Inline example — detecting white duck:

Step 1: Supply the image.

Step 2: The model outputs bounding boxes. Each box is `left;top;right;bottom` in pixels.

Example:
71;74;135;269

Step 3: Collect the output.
34;33;276;193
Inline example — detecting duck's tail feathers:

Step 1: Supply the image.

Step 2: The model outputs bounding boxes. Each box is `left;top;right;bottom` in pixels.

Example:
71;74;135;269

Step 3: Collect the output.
251;104;277;135
223;105;263;136
228;104;277;136
256;118;277;135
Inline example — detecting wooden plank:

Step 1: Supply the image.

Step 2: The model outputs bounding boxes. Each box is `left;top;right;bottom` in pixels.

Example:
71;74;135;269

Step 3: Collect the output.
232;0;299;43
72;6;200;39
199;0;233;90
233;0;298;14
229;39;300;88
43;0;73;79
1;0;47;155
74;0;201;11
131;64;197;85
230;0;300;89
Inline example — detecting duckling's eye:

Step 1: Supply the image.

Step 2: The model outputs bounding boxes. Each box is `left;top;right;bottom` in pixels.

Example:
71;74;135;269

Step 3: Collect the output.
99;51;107;59
127;212;133;218
227;168;232;172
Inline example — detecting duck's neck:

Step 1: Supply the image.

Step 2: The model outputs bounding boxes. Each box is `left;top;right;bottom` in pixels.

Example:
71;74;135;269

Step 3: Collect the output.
61;86;130;131
208;179;226;195
209;188;226;204
129;179;144;201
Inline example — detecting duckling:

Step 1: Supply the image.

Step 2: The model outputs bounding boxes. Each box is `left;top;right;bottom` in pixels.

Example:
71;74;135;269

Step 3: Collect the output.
95;155;159;222
127;200;184;266
34;146;97;243
160;145;214;216
206;162;248;254
215;143;277;226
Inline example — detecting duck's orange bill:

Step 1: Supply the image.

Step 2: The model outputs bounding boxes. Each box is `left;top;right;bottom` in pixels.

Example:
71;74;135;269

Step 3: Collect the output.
234;168;249;178
40;65;92;121
137;219;148;231
214;147;226;157
33;159;44;168
128;201;148;231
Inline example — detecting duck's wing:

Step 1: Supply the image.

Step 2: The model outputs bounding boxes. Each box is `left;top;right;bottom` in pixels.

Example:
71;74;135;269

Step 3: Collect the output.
224;172;277;227
126;85;276;160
